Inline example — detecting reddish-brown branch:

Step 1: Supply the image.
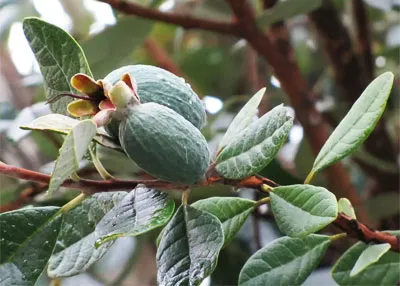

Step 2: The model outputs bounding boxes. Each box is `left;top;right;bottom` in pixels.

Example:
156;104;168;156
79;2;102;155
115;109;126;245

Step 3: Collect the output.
0;162;180;194
334;213;400;253
98;0;240;36
1;162;398;251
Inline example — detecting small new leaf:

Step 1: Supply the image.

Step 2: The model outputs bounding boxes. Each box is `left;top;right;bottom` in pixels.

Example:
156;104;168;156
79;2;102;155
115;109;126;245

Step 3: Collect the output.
218;88;265;152
216;105;293;179
192;197;256;247
95;186;175;247
239;234;331;285
338;198;357;219
0;207;62;285
350;243;391;277
48;120;97;195
156;205;224;285
23;17;92;115
270;184;337;237
308;72;394;181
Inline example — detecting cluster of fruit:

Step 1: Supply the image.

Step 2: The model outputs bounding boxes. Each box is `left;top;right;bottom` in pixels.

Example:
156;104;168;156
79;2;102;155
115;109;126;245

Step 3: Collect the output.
69;65;210;184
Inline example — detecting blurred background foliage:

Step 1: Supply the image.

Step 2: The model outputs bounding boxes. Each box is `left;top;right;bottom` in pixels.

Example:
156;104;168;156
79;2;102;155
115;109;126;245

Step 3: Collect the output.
0;0;399;285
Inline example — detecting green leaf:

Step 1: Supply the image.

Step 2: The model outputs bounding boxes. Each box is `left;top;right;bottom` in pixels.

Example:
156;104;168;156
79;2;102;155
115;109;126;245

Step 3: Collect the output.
257;0;323;27
156;205;224;285
218;88;265;152
216;105;293;179
94;186;175;247
350;243;391;277
0;207;62;285
338;198;357;219
332;232;400;285
309;72;394;177
48;192;126;278
20;114;122;151
239;234;331;285
20;114;80;134
23;17;92;115
48;120;97;195
270;184;337;237
192;197;255;247
83;17;153;78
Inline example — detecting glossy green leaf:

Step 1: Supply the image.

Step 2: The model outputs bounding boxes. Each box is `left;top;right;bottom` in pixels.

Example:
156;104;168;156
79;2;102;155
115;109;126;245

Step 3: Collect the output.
216;105;293;179
332;231;400;285
20;114;122;151
48;120;97;195
257;0;323;27
218;88;265;152
239;234;330;285
83;17;153;78
338;198;357;219
192;197;255;247
156;205;224;285
309;72;394;176
94;186;174;247
350;243;391;277
48;192;126;278
23;17;92;115
270;184;337;237
0;207;62;285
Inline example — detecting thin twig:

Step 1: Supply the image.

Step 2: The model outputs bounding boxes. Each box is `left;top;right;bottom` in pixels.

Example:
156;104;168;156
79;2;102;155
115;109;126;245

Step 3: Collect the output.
98;0;240;36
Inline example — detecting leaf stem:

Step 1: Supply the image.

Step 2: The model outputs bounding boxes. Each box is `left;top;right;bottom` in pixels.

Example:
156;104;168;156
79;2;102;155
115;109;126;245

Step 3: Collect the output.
255;197;270;207
182;189;190;205
261;184;273;193
304;170;314;184
60;193;86;213
330;232;347;241
89;147;114;180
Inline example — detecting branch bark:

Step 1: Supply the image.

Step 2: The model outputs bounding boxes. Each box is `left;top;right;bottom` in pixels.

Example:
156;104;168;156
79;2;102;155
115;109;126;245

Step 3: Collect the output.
98;0;240;36
334;213;400;252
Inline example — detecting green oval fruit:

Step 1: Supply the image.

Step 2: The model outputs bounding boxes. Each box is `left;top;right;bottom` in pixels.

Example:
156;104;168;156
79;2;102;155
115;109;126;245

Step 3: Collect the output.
104;65;206;129
119;102;210;184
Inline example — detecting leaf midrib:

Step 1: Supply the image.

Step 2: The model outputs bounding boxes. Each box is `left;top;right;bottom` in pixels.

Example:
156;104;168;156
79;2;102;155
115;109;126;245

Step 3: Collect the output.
5;210;60;263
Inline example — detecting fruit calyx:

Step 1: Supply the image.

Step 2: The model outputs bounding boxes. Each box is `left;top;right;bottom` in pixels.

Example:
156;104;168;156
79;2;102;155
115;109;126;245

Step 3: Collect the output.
48;72;140;126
